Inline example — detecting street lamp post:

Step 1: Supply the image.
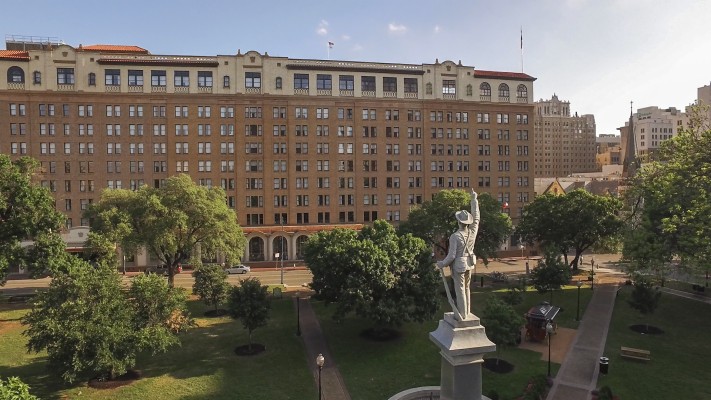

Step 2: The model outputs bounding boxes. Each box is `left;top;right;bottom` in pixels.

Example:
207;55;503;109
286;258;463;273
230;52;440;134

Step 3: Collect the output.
280;218;285;285
576;280;583;321
296;293;301;336
591;269;595;291
316;353;325;400
546;320;554;377
519;243;525;258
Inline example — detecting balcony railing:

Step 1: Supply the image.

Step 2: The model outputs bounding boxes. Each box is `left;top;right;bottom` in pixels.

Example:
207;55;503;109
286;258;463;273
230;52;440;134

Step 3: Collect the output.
152;85;167;93
383;91;397;98
294;88;308;95
105;85;120;92
339;89;354;97
317;89;332;96
57;84;75;91
246;87;261;94
517;96;528;103
128;85;144;93
480;95;491;102
7;82;25;90
362;90;375;97
198;86;213;93
174;86;189;93
498;96;510;102
404;92;418;99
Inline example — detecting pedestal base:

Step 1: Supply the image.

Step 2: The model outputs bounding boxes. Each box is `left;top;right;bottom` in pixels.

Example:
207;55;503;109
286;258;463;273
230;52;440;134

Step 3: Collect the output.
429;312;496;400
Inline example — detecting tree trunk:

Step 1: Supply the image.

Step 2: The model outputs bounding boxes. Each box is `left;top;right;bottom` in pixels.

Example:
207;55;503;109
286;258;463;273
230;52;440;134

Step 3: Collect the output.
168;264;175;288
248;330;253;352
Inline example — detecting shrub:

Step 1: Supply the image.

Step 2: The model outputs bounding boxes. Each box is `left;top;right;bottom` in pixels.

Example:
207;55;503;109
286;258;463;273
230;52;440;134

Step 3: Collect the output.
0;376;38;400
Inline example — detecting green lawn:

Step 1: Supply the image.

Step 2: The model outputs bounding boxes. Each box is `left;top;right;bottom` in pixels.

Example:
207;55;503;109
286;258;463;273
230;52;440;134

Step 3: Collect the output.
0;299;315;400
599;286;711;400
312;282;588;400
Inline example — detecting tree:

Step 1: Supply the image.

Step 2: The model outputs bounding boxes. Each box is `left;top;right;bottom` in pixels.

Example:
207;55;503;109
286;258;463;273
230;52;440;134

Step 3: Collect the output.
129;273;193;348
623;106;711;281
627;277;661;332
305;220;439;329
85;174;246;287
192;264;231;314
22;258;137;383
228;277;271;352
482;296;525;364
0;376;39;400
22;258;190;383
529;255;571;304
516;189;623;269
398;189;513;264
0;155;66;284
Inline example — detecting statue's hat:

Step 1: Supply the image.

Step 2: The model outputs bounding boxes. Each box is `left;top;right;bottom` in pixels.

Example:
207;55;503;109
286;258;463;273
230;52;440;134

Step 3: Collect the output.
455;210;474;225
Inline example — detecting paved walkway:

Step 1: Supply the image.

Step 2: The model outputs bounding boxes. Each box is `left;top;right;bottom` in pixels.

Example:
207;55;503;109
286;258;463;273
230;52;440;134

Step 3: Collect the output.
546;283;617;400
296;297;351;400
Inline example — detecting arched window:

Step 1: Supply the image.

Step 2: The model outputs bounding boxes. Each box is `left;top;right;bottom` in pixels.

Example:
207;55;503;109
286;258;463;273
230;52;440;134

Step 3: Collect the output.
296;235;309;259
480;82;491;96
88;72;96;86
248;237;264;261
33;71;41;84
499;83;509;97
517;84;528;99
466;84;473;96
498;83;510;98
275;76;282;89
7;66;24;83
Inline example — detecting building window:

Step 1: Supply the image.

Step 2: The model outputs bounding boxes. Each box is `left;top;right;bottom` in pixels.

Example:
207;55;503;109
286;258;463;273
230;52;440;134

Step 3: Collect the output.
223;75;231;88
404;78;418;93
466;84;473;96
517;84;528;99
128;70;144;86
105;69;120;86
152;70;167;86
294;74;309;89
362;76;376;91
174;71;189;87
57;68;75;84
339;75;354;90
245;72;261;88
442;79;456;94
480;82;491;96
275;76;282;89
316;74;332;90
7;66;24;83
426;82;433;94
198;71;213;87
33;71;41;84
383;77;397;92
498;83;509;98
87;72;96;86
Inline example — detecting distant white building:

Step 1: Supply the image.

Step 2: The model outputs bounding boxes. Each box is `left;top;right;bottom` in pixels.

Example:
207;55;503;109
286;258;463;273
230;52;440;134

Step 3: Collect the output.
619;106;687;159
698;82;711;123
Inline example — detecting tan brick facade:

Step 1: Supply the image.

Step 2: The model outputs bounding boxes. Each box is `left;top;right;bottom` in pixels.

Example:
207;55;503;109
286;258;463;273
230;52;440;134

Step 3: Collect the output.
1;41;535;262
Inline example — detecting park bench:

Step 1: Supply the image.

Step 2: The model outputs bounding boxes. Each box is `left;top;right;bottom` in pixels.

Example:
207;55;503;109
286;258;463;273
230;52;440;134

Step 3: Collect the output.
620;346;651;361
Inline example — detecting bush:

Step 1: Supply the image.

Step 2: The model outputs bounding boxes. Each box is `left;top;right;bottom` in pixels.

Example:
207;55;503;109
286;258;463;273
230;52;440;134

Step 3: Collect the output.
0;376;38;400
502;286;524;305
490;271;509;283
598;386;614;400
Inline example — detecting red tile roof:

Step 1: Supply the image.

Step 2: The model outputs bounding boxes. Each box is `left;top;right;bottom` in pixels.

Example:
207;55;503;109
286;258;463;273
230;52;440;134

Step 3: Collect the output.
474;70;536;81
0;50;30;60
79;45;148;54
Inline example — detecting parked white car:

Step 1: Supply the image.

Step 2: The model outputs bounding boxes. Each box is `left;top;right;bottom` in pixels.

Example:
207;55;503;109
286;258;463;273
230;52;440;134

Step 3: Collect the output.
225;264;250;274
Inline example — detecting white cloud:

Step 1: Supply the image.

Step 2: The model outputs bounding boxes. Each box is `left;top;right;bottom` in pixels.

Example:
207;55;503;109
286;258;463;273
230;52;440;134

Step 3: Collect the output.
316;20;329;36
434;25;441;34
341;34;351;41
388;23;407;34
352;44;364;52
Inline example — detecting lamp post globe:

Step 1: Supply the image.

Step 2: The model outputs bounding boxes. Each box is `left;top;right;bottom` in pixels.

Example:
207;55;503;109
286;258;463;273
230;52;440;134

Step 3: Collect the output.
316;353;325;400
576;280;583;321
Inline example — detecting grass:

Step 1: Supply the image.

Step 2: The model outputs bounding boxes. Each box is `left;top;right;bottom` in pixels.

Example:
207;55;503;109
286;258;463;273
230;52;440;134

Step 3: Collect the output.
312;281;588;400
0;298;315;400
599;286;711;400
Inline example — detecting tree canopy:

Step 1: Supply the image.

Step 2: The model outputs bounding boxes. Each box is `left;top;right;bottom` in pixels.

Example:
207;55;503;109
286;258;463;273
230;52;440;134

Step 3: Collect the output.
228;277;271;351
85;174;246;287
623;106;711;278
22;258;189;383
516;189;623;268
305;220;439;328
0;155;66;284
398;189;513;264
192;263;231;313
529;255;572;304
482;296;525;363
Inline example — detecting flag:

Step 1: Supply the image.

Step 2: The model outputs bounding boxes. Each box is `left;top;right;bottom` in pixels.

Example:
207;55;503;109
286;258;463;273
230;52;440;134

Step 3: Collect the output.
520;28;523;50
328;41;334;49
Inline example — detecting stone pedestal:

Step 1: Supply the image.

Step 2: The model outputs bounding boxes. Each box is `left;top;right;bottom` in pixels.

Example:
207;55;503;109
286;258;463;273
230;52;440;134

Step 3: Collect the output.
429;312;496;400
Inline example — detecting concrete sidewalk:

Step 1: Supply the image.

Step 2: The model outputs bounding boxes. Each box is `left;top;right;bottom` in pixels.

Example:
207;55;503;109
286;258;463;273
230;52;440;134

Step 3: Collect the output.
296;297;352;400
546;284;618;400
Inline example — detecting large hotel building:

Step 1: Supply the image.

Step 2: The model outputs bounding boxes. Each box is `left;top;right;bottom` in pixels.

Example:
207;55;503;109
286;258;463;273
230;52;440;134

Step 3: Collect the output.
0;36;535;266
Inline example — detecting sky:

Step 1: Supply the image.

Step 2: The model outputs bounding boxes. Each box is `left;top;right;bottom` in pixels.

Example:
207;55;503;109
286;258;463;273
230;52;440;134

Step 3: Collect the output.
4;0;710;135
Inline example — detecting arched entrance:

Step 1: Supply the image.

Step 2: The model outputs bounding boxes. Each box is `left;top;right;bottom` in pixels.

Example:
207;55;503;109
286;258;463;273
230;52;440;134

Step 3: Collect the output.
273;235;288;261
249;237;265;261
296;235;309;260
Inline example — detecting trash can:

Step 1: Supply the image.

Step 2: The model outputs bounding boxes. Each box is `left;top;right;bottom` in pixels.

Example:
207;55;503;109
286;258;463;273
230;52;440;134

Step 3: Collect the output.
599;357;609;374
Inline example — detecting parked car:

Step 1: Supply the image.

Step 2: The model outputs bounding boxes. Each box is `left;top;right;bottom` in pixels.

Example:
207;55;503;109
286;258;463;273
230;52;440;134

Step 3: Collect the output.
225;264;250;274
145;264;169;276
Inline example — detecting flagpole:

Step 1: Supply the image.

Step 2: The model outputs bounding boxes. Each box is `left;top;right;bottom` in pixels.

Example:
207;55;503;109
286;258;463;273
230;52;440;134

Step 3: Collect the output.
327;42;330;60
520;27;524;73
